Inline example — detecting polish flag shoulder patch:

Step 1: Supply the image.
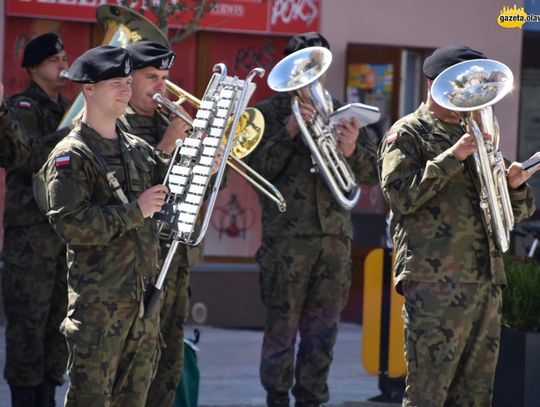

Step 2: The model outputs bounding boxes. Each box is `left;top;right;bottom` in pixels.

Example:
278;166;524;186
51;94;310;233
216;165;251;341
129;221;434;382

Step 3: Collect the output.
54;155;71;168
386;130;399;144
17;100;32;110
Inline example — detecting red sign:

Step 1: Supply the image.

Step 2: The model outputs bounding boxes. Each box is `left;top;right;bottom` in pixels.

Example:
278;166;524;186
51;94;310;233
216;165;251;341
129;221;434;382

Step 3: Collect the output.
6;0;320;35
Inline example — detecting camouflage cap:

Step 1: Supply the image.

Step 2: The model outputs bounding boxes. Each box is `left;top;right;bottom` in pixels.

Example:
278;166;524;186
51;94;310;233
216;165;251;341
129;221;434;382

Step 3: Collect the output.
21;33;64;68
68;45;132;84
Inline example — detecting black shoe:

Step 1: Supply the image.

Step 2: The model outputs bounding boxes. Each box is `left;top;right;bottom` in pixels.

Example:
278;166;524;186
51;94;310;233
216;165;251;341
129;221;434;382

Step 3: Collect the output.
267;394;290;407
9;385;37;407
36;379;58;407
295;403;321;407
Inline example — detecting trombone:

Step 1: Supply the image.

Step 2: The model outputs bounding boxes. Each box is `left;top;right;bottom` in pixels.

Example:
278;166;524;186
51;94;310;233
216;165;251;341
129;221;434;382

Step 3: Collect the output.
153;79;287;213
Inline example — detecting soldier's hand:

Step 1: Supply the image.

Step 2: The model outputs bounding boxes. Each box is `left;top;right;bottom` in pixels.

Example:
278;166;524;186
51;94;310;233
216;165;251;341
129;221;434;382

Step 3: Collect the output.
450;127;492;162
336;116;360;157
211;148;224;175
137;185;168;218
158;108;192;155
507;161;536;189
285;102;316;139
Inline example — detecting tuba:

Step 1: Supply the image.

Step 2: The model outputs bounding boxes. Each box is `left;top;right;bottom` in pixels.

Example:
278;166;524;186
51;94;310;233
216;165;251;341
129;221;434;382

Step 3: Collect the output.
57;5;169;129
431;58;515;252
267;46;379;211
153;80;287;213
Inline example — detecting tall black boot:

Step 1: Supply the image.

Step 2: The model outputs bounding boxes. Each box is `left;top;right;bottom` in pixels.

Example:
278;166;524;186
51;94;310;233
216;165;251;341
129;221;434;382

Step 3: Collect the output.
9;384;37;407
36;379;58;407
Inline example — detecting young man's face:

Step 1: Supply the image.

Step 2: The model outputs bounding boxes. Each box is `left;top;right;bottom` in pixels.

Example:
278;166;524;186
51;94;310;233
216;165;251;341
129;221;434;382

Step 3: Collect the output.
130;66;169;116
88;76;133;118
29;50;69;91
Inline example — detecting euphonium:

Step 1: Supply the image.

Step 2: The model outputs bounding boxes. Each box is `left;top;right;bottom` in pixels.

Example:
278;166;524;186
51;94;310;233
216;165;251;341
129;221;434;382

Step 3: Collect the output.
152;80;287;213
57;5;169;129
267;46;371;211
431;58;515;252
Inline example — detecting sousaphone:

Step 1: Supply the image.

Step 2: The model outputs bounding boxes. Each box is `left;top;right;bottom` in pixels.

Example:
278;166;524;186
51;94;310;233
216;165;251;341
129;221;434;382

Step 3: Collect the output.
58;5;169;129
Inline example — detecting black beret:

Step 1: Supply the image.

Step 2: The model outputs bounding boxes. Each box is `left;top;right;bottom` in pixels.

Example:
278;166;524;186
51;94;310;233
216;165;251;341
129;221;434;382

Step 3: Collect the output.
21;33;64;68
126;41;176;70
423;45;486;79
68;46;132;84
283;32;330;56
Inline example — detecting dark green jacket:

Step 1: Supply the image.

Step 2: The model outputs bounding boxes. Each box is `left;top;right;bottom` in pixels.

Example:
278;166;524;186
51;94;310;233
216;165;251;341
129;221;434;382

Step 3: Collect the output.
4;81;69;228
42;123;170;304
247;93;379;240
0;101;29;169
378;103;535;290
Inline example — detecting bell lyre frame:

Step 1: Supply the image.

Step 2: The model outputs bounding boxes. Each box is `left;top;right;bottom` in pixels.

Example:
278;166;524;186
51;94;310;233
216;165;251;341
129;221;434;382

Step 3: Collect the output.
153;80;287;213
267;46;361;211
431;58;514;252
57;4;169;130
143;65;266;317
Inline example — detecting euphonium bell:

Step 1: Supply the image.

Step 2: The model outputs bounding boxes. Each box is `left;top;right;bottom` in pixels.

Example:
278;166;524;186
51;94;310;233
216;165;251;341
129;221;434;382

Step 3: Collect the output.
432;58;515;252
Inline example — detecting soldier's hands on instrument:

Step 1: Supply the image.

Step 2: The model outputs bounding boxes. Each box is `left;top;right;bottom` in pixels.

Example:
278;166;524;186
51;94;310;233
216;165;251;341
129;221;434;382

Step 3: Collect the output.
211;148;224;175
137;184;168;218
285;101;316;138
159;108;192;154
336;116;360;157
450;126;492;161
507;161;540;189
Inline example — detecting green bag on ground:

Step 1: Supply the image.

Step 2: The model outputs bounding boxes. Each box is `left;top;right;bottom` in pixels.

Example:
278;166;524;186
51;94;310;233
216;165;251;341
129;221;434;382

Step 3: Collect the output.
174;330;200;407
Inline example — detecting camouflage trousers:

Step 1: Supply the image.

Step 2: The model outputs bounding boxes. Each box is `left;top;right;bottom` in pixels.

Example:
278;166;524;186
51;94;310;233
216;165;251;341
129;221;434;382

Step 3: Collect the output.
401;281;502;407
257;235;352;405
61;300;160;407
1;222;68;386
145;250;190;407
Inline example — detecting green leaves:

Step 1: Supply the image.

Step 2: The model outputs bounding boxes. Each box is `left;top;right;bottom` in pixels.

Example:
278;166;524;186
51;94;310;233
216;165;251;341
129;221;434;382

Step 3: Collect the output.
502;256;540;332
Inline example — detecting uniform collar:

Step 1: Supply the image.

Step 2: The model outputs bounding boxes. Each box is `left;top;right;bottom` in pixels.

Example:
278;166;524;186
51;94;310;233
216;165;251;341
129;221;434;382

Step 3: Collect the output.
416;102;463;143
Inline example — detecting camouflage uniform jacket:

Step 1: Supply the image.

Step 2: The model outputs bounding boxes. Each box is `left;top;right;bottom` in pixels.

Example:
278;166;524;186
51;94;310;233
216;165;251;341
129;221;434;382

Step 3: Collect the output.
118;105;203;266
378;103;535;290
41;123;170;304
4;81;69;228
0;100;29;169
248;93;379;239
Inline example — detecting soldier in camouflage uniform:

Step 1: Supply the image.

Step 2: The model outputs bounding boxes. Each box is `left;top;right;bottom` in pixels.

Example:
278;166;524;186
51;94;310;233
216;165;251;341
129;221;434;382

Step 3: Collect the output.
0;83;29;168
38;45;185;407
1;33;70;406
119;41;202;407
247;33;379;407
378;46;537;407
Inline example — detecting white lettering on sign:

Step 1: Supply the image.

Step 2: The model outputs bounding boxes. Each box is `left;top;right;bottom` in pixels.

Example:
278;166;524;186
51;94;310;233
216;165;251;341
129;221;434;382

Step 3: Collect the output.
271;0;318;26
210;3;245;17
